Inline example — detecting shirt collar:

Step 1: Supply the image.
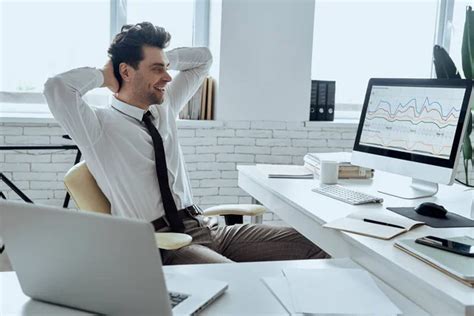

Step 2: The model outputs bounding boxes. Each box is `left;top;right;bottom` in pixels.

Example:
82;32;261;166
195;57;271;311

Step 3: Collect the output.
111;97;148;121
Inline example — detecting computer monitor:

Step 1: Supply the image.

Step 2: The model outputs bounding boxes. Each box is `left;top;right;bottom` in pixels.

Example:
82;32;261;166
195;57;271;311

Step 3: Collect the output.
352;78;473;199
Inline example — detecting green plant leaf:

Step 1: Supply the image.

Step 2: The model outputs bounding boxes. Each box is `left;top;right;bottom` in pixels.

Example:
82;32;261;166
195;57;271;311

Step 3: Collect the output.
433;45;461;79
461;6;474;186
463;120;473;161
463;111;472;157
462;6;474;80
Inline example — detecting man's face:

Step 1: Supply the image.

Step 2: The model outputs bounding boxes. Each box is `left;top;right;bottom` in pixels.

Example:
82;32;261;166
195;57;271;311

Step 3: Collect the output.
129;46;172;106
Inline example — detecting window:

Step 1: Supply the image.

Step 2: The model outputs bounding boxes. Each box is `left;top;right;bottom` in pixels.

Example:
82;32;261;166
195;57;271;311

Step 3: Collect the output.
0;0;110;93
127;0;195;50
448;0;471;76
0;0;198;108
312;0;439;107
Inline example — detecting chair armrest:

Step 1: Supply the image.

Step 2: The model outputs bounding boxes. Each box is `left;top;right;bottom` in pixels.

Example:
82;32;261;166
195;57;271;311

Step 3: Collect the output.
202;204;266;217
155;232;192;250
0;250;12;272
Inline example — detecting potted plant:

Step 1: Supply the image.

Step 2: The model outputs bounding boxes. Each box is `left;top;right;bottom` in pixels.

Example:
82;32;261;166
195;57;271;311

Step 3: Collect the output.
462;6;474;186
433;6;474;186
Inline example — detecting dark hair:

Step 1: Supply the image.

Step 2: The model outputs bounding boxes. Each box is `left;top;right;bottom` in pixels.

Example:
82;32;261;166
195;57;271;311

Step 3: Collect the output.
107;22;171;87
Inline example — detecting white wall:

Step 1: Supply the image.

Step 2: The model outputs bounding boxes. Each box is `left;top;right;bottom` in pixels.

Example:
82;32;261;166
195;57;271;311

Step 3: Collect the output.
214;0;315;121
0;120;358;218
2;120;473;213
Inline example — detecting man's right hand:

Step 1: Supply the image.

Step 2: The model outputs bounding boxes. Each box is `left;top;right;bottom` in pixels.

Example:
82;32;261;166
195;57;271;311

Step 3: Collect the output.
101;60;120;93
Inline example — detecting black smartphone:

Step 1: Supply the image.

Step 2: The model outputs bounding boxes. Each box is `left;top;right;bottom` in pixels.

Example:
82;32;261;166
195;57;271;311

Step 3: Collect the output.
415;236;474;257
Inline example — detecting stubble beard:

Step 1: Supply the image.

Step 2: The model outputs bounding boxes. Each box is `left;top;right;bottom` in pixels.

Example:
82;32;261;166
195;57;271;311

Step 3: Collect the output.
148;92;164;105
134;82;164;106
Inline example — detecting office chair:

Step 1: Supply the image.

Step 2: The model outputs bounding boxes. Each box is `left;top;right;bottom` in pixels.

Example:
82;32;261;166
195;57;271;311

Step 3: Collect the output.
64;161;266;250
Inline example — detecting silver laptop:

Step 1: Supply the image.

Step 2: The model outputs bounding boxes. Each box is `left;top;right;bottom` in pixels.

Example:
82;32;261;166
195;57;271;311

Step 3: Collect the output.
0;200;228;315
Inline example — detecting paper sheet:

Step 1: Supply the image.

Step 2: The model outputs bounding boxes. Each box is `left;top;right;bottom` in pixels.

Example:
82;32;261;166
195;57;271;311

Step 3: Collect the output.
281;268;401;315
261;276;295;314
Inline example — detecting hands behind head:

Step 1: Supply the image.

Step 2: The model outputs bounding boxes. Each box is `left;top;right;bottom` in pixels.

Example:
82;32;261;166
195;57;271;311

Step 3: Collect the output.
101;60;120;93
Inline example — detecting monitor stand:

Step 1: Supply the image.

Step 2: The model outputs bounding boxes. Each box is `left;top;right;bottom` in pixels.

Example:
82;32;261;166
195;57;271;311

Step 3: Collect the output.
378;178;439;199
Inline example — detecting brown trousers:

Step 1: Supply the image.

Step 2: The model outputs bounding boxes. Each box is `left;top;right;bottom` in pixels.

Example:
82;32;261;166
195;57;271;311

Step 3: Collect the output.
160;214;328;265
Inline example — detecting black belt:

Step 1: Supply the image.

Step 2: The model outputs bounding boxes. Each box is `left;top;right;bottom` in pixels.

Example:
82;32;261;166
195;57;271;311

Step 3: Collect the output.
151;205;202;232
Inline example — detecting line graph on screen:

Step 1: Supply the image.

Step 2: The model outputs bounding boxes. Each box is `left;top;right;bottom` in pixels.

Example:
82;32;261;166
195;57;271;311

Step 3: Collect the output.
360;86;465;159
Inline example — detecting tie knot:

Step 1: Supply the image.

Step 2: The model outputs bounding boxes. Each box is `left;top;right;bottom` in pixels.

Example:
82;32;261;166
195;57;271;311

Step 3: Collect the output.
142;111;152;122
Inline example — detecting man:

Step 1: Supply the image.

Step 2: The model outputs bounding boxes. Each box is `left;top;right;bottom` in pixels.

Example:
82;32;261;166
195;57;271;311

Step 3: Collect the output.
44;22;327;264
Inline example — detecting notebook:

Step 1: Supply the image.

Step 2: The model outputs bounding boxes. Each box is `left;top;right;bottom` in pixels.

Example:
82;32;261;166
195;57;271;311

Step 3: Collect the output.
323;209;424;240
395;236;474;287
256;164;313;179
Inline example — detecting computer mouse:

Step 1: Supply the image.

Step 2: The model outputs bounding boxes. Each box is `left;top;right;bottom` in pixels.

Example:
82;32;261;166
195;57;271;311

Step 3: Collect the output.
414;202;448;219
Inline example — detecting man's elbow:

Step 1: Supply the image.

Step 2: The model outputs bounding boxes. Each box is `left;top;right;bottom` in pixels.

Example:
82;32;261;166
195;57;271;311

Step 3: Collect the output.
43;76;69;112
43;77;61;98
200;47;213;69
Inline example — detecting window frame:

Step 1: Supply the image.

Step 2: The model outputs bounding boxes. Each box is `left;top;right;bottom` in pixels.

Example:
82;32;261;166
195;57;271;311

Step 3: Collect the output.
312;0;457;111
433;0;455;77
0;0;461;110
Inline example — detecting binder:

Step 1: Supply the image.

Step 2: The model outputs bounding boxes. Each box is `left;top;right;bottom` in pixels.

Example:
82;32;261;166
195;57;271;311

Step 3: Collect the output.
309;80;335;121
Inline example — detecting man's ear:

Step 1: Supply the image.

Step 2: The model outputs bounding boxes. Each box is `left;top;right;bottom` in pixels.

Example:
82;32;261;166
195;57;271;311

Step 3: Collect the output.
119;63;133;83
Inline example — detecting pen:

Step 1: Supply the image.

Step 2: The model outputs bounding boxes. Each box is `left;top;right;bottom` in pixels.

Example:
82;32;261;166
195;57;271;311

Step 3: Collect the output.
363;218;404;229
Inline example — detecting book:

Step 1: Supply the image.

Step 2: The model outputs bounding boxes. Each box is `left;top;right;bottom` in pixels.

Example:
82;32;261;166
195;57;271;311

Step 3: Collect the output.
200;77;208;120
189;83;204;119
179;100;190;119
304;152;373;179
256;164;314;179
305;152;355;166
206;77;213;120
308;163;374;179
323;209;424;240
179;76;212;120
395;236;474;287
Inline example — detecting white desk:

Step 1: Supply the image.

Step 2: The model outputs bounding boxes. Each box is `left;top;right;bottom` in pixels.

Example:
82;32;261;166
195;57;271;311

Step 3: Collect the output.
238;165;474;316
1;259;424;315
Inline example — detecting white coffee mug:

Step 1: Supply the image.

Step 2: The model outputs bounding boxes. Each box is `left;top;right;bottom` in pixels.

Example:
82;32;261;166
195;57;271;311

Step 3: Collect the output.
319;160;339;184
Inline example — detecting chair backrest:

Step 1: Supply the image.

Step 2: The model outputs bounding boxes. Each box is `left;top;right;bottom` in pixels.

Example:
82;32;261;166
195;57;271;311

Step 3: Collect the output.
64;161;111;214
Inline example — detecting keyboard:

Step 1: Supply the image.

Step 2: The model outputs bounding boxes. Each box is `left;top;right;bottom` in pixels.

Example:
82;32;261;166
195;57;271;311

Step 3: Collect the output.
169;291;189;308
312;185;383;205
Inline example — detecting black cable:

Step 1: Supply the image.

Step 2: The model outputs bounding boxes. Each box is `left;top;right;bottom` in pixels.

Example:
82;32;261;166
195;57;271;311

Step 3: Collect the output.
455;178;474;188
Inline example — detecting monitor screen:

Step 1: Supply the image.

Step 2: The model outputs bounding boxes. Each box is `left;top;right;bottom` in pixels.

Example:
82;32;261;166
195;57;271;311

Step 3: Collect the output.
353;79;472;169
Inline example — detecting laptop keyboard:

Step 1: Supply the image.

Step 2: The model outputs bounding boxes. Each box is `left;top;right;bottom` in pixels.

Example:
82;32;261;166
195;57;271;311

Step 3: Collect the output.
169;291;189;308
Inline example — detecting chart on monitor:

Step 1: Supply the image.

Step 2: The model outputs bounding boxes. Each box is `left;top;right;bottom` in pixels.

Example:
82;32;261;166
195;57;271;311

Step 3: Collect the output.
359;85;465;160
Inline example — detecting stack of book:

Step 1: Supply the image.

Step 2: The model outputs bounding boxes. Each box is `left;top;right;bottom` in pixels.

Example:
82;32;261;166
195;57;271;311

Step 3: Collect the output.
179;76;214;120
304;152;373;179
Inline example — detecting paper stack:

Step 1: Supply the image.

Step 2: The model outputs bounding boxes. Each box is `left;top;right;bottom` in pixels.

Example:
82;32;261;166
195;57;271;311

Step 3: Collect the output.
261;267;400;315
304;152;374;179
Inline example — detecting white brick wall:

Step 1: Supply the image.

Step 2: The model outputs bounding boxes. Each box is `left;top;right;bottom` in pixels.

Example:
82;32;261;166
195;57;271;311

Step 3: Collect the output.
1;120;474;225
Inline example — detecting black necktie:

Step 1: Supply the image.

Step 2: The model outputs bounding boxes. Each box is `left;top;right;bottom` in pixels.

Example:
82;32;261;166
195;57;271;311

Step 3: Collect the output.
142;111;185;232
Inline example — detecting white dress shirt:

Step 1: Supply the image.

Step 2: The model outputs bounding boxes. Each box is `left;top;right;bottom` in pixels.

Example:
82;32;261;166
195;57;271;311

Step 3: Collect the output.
44;47;212;222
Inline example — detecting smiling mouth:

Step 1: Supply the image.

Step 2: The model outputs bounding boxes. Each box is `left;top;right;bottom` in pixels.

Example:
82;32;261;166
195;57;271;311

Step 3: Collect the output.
154;86;165;93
